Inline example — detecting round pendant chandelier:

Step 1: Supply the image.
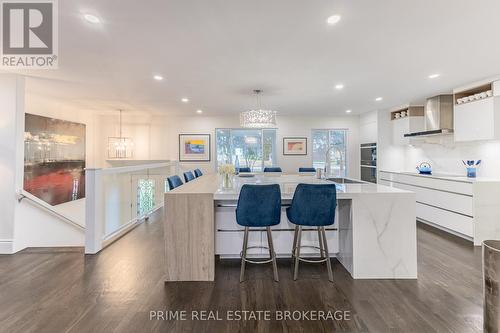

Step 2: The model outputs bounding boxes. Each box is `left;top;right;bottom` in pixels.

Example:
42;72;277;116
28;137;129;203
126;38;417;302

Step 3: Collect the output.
240;89;277;128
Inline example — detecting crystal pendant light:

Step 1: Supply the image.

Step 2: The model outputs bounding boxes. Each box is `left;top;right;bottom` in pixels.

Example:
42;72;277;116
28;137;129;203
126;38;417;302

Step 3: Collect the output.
240;89;277;128
107;109;134;159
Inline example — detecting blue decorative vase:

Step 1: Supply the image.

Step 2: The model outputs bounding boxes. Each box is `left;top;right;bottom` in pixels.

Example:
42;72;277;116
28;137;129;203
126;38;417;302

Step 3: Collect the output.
467;167;477;178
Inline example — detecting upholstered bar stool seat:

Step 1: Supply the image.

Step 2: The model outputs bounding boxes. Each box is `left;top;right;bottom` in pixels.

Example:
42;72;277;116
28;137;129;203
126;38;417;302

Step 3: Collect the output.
183;171;195;183
263;167;282;172
286;183;337;282
167;175;183;190
236;184;281;282
194;169;203;177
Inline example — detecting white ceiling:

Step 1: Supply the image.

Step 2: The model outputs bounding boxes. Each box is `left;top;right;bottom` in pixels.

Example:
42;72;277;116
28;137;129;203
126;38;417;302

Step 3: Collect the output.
8;0;500;116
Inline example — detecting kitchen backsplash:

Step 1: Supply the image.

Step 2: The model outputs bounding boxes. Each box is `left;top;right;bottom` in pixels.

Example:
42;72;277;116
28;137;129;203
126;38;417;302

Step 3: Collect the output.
404;137;500;178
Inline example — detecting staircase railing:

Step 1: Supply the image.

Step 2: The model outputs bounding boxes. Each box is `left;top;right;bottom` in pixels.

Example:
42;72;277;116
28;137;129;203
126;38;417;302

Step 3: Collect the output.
85;161;180;254
16;190;85;231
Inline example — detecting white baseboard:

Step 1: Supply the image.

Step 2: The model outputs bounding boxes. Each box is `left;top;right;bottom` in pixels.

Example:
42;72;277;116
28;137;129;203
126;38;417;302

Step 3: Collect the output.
0;239;14;254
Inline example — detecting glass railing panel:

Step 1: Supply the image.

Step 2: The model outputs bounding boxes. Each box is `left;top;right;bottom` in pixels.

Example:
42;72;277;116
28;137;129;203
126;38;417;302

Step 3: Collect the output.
99;162;178;239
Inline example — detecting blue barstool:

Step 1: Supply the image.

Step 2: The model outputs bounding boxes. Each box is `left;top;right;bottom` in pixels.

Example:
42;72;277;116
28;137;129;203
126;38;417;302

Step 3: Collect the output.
286;183;336;282
183;171;195;183
236;184;281;282
238;167;251;173
263;167;282;172
298;167;316;172
167;175;183;190
194;169;203;177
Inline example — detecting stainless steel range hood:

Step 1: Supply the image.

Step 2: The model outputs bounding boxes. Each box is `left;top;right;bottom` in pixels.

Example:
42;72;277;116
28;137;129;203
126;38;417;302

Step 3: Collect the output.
404;95;453;137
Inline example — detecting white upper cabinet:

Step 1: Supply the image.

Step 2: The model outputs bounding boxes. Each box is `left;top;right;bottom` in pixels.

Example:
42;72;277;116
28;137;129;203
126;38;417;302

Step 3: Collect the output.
359;110;378;144
454;81;500;142
392;117;410;145
390;106;424;145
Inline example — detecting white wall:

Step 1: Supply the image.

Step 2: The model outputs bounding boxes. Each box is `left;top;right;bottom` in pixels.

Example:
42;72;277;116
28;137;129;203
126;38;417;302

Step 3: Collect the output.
359;110;378;144
158;114;360;178
0;74;24;253
25;90;98;168
13;200;84;252
102;114;361;177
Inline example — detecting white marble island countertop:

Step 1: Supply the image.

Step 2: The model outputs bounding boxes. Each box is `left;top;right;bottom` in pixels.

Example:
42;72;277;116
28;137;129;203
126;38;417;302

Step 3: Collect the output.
214;173;411;200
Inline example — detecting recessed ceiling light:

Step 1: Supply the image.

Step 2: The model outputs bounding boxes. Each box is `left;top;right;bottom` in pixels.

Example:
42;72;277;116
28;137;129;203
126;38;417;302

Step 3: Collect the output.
428;73;440;79
327;15;341;25
345;109;352;113
196;109;203;114
83;14;100;24
153;75;163;81
375;97;383;102
335;84;344;90
181;98;189;103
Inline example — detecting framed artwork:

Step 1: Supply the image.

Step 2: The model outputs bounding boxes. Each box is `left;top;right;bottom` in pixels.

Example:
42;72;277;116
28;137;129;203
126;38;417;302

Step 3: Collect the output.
179;134;211;162
24;113;86;205
283;137;307;155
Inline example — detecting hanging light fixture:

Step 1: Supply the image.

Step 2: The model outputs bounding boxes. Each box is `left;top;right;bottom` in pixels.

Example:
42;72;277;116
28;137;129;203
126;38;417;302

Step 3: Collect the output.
240;89;277;128
107;109;134;159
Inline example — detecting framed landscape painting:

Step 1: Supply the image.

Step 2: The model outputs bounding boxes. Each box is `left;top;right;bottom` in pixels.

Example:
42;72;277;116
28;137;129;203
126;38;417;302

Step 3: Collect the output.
179;134;211;162
283;137;307;155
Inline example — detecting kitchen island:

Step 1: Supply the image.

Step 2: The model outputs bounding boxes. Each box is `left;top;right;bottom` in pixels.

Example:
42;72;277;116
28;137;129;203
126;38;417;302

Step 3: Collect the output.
164;173;417;281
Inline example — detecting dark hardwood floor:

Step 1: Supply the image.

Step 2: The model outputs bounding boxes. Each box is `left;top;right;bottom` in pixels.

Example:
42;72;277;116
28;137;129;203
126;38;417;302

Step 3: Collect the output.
0;210;483;333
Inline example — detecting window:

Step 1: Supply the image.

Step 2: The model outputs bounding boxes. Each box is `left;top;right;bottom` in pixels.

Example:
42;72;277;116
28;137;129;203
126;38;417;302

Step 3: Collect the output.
216;128;277;171
312;129;348;177
137;179;155;216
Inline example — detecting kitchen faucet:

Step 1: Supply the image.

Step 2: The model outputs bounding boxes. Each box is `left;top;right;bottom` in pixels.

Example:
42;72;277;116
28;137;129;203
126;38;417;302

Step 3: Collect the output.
324;145;346;178
324;145;334;177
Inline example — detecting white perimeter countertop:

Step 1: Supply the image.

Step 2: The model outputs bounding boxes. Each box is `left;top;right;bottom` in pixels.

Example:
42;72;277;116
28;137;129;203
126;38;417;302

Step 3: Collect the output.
379;170;500;183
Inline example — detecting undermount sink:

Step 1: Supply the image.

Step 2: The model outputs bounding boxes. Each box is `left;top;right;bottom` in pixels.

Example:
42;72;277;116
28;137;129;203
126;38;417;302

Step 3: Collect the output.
327;177;364;184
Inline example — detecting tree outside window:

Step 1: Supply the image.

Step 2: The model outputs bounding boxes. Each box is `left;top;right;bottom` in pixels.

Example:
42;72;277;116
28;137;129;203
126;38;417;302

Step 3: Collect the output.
312;129;347;177
216;129;277;171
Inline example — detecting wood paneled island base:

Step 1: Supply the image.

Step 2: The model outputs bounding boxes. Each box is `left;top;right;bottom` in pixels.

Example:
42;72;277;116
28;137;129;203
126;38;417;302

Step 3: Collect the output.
164;175;218;281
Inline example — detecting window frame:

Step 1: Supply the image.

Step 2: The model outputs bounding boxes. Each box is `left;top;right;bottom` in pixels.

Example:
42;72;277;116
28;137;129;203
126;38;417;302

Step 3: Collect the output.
215;128;278;171
311;128;349;176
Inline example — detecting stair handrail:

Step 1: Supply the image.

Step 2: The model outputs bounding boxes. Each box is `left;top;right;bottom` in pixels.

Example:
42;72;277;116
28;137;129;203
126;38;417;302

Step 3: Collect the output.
16;190;85;231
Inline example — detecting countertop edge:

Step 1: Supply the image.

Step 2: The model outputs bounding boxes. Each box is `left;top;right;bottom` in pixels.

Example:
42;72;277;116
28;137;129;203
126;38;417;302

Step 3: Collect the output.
379;170;500;183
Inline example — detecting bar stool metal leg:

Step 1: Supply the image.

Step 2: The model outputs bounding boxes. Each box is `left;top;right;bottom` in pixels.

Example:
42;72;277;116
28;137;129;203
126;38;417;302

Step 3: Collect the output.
240;227;249;282
317;227;324;259
292;226;299;257
266;227;279;282
293;226;302;280
321;227;334;282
